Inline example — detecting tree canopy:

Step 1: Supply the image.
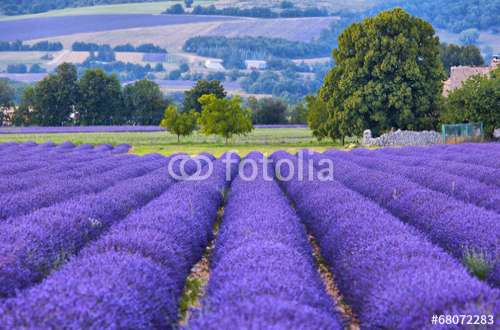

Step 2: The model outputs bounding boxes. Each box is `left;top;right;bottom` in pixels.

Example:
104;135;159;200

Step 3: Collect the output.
123;80;167;125
19;63;79;126
0;80;15;108
76;69;123;125
0;79;15;126
439;43;484;75
249;97;288;125
314;8;445;142
183;80;226;113
198;94;253;143
160;105;198;142
443;67;500;138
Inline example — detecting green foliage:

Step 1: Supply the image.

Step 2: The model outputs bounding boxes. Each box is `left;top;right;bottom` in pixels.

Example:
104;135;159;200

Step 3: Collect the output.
439;43;484;75
199;94;253;143
184;0;193;9
280;1;294;9
178;277;203;321
164;3;184;14
123;79;167;125
0;40;62;52
183;80;226;113
248;97;288;125
168;70;182;80
368;0;499;33
160;105;198;142
0;80;15;108
188;4;327;18
183;36;331;68
318;9;445;142
240;69;325;103
463;249;492;280
179;63;190;73
76;68;123;125
0;79;15;126
18;63;79;126
6;64;28;74
12;85;36;126
443;67;500;138
306;95;336;142
289;102;308;124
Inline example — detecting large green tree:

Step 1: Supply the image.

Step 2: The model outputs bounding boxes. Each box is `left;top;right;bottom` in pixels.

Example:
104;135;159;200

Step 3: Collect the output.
21;63;79;126
443;67;500;138
123;80;167;125
183;80;226;113
76;69;123;125
199;94;253;143
316;8;446;142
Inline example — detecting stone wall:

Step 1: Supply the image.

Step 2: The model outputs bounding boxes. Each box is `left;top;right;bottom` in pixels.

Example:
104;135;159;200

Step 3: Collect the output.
362;129;441;147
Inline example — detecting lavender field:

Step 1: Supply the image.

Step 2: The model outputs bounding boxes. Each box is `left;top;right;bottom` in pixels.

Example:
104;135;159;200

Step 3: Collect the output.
0;125;165;134
0;14;237;41
0;142;499;329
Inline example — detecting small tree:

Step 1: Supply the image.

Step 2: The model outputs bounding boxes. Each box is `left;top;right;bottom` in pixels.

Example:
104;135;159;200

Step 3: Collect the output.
160;105;198;142
199;94;253;143
184;0;194;9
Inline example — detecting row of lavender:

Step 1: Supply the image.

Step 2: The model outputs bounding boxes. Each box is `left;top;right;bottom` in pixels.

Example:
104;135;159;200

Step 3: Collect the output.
188;152;342;329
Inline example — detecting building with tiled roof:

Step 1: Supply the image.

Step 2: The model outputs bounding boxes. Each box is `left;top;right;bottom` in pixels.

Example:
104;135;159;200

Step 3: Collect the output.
443;55;499;96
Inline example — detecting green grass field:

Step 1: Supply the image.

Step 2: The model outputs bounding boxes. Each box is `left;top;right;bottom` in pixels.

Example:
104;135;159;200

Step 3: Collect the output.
0;128;350;156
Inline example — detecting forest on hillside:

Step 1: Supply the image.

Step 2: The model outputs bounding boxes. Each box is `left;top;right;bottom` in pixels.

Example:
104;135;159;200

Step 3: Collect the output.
367;0;499;33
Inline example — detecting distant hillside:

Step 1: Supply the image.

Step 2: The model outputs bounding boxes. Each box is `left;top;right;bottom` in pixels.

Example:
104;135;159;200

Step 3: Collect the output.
3;0;498;36
0;0;166;15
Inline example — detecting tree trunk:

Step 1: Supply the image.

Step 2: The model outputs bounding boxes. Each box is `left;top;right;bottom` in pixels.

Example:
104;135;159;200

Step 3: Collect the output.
177;134;180;143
